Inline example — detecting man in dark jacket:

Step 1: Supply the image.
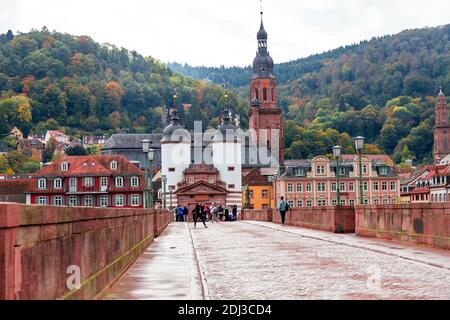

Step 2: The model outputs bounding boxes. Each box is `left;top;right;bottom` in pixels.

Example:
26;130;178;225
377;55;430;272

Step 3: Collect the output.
182;206;189;223
193;203;208;229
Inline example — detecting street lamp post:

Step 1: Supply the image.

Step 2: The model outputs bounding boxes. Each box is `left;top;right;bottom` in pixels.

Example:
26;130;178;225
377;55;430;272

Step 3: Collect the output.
169;186;173;210
333;146;342;206
354;136;365;205
148;148;155;209
141;139;151;209
162;175;167;209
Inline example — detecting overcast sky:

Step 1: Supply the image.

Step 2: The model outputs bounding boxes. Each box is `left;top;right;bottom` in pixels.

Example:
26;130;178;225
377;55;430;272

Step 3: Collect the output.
1;0;449;67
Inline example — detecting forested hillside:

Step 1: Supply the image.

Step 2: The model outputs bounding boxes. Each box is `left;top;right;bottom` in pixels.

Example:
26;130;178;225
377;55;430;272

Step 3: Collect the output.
168;25;450;164
0;28;247;140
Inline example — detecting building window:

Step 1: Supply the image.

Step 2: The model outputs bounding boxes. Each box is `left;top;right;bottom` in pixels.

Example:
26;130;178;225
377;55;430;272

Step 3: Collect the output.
169;168;175;172
249;190;254;199
349;183;354;192
53;196;64;206
287;183;294;193
84;177;94;187
317;199;327;207
374;199;380;205
294;168;304;177
317;182;326;192
130;176;140;188
306;183;312;193
373;182;379;191
316;165;325;175
296;183;302;193
339;167;346;176
363;182;369;192
331;182;337;192
228;184;235;189
363;199;369;205
68;196;78;207
115;195;125;207
332;199;338;206
110;161;118;171
37;196;48;205
263;88;268;101
100;177;108;190
340;200;346;206
115;177;124;188
382;182;388;191
84;196;94;207
296;200;303;207
54;178;63;190
188;177;195;184
363;165;368;174
262;204;269;209
228;166;235;171
383;198;389;204
380;167;388;175
262;190;269;198
130;194;140;207
100;195;109;207
349;199;355;206
390;181;397;191
391;198;397;204
209;177;215;184
61;162;69;172
38;178;47;190
288;200;294;208
339;182;346;192
306;200;312;207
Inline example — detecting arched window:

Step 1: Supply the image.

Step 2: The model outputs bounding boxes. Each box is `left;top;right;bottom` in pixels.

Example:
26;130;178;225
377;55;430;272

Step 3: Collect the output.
255;88;259;100
263;88;267;101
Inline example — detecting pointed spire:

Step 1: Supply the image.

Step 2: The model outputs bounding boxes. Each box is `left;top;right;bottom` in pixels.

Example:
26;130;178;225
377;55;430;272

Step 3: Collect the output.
439;85;444;96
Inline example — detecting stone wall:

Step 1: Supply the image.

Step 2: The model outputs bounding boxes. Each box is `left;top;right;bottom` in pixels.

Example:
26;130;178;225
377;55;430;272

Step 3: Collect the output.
0;203;173;300
241;207;355;233
355;203;450;249
240;209;273;222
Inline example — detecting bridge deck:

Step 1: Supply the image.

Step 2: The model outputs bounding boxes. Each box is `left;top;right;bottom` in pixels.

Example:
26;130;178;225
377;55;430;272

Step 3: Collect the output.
105;221;450;300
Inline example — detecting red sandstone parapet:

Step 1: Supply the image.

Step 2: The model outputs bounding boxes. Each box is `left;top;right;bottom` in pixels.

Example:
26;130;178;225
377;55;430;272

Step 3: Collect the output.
240;209;273;222
0;203;173;300
355;203;450;250
241;207;355;233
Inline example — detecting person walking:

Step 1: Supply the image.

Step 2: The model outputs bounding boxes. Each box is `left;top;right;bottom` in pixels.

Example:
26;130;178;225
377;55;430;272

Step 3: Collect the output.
211;204;219;223
232;205;238;221
218;205;224;221
194;203;208;229
279;197;288;225
183;205;189;223
224;206;230;221
176;205;183;222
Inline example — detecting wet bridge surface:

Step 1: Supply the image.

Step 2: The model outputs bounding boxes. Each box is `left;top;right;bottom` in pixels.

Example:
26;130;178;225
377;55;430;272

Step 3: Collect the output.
105;222;450;300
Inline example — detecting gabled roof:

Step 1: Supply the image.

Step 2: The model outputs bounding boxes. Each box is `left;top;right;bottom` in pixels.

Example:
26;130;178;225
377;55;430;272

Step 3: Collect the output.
176;180;228;195
243;168;270;186
35;155;143;177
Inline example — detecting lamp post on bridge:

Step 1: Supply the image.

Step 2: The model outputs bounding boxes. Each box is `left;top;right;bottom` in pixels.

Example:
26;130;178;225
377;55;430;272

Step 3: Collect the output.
333;145;342;206
141;140;155;209
162;175;167;209
354;136;365;205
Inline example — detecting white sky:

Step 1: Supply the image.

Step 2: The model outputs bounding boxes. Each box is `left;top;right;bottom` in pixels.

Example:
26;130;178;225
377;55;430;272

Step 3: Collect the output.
1;0;449;67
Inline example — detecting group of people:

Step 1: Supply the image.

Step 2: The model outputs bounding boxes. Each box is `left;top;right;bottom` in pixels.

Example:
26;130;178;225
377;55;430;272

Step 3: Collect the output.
175;203;239;228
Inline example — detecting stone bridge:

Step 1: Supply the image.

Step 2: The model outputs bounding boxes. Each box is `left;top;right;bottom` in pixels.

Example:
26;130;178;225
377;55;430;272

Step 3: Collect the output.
0;203;449;300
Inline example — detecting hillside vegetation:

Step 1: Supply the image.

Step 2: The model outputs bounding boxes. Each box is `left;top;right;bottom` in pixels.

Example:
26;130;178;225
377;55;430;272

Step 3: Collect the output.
0;28;247;141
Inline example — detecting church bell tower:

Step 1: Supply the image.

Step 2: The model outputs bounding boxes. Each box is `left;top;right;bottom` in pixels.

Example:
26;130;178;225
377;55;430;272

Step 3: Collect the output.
248;9;284;165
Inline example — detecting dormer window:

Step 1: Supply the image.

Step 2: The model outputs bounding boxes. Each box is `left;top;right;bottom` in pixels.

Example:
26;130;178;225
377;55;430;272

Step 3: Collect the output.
379;167;388;175
61;162;69;172
38;178;47;190
110;161;118;171
189;177;195;184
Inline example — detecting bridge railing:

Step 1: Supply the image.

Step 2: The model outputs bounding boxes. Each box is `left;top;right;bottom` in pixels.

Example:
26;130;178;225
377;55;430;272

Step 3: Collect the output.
0;203;173;300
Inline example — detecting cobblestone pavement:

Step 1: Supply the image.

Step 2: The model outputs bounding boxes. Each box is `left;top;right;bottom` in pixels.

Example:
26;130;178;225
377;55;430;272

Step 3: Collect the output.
105;222;450;300
190;222;450;300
